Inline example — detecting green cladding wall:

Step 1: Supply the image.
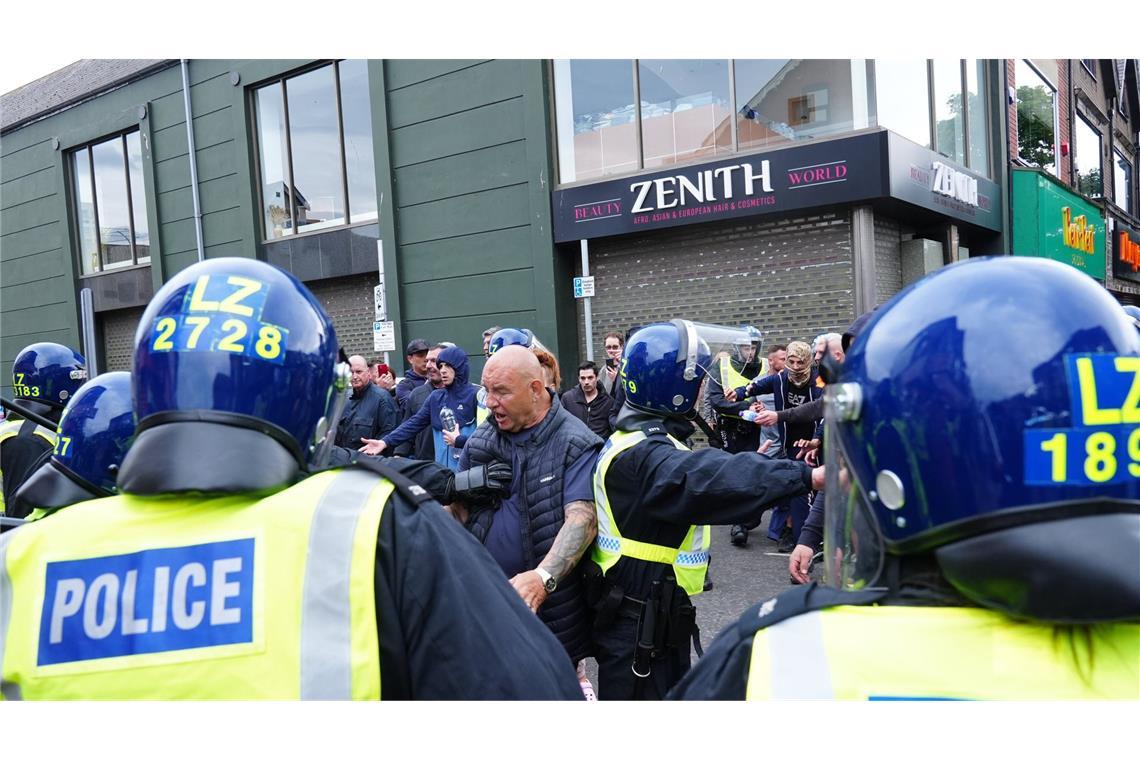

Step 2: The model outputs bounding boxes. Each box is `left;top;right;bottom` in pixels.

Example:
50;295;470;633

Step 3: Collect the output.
383;59;567;377
2;59;569;398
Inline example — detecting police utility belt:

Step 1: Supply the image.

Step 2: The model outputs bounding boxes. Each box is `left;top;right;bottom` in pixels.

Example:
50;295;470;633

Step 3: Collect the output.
585;565;702;678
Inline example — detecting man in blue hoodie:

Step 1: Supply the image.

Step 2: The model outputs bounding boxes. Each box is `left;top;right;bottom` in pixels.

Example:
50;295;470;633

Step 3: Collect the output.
360;346;479;471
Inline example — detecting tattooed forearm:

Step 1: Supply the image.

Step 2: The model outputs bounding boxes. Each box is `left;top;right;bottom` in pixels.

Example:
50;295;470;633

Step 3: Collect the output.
539;500;598;583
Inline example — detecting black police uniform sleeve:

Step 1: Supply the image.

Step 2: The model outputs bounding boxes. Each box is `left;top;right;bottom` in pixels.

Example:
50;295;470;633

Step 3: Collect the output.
380;456;456;503
740;372;777;401
372;488;583;699
798;499;825;552
608;380;625;427
618;437;812;527
775;396;823;426
1;434;54;517
706;377;752;415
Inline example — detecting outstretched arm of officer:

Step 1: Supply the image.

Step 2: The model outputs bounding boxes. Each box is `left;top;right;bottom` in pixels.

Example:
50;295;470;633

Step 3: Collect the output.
624;441;819;527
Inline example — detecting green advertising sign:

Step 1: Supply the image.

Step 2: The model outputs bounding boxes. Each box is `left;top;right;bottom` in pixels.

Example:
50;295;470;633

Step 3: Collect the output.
1012;168;1106;279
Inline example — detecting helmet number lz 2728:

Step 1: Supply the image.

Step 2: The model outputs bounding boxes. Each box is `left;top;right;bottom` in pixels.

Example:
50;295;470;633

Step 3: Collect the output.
150;276;288;364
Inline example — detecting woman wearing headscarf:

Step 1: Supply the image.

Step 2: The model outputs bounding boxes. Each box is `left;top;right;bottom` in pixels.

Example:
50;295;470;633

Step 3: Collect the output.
730;340;824;548
359;346;479;471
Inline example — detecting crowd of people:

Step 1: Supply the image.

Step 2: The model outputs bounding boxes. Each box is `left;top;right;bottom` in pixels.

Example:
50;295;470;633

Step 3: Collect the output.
0;254;1137;701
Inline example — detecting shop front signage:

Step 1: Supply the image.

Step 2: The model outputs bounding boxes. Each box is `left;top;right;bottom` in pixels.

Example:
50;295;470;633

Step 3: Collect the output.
885;133;1001;231
551;132;887;242
1012;168;1106;279
1111;219;1140;284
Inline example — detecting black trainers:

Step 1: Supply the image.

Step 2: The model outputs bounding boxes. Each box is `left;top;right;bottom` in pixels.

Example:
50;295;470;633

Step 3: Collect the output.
703;571;714;592
730;524;748;547
776;526;795;553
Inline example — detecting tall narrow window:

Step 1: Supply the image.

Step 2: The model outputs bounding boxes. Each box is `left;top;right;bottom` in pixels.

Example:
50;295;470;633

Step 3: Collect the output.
553;60;638;183
338;60;378;224
966;60;990;174
69;130;150;275
872;60;931;149
1113;150;1131;212
639;59;733;169
734;59;795;152
1074;114;1102;198
932;60;965;164
1016;60;1058;175
253;61;378;240
256;83;292;238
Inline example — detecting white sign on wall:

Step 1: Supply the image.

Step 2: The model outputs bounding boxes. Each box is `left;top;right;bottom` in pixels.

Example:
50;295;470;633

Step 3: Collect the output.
573;276;595;298
373;321;395;352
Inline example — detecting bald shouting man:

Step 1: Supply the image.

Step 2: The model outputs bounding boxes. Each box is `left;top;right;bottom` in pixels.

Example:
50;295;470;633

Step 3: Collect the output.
458;346;602;692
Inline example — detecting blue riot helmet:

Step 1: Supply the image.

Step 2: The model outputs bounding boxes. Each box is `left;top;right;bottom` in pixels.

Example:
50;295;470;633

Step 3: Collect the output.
622;319;755;416
823;256;1140;622
13;372;134;514
488;327;548;355
124;258;345;491
11;342;87;409
1122;304;1140;330
735;325;764;376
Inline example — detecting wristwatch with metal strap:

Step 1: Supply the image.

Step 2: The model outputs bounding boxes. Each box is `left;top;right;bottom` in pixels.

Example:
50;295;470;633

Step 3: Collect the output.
536;566;557;593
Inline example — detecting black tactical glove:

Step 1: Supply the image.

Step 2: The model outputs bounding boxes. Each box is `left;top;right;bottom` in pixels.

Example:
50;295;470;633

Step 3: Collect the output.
452;462;513;505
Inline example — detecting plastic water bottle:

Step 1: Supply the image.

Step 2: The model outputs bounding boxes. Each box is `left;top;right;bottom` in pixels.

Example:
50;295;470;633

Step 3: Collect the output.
741;410;762;424
439;406;461;459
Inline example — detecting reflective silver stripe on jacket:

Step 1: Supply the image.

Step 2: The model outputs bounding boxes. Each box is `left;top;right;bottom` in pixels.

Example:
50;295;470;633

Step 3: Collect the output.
299;469;383;700
0;528;21;700
767;611;833;699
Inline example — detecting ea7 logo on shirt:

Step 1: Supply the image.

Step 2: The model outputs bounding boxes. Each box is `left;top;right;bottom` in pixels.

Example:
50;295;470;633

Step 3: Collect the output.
38;539;254;666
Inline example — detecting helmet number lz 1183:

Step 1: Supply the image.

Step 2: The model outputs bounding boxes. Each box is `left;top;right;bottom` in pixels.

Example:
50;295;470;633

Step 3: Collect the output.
12;372;40;397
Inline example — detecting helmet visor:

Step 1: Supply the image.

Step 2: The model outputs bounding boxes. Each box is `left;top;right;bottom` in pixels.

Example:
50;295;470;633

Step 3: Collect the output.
822;394;885;590
673;320;756;391
310;361;351;468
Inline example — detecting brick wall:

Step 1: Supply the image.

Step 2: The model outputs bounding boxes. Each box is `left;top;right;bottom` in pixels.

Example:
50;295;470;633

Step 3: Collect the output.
99;308;145;372
873;214;909;306
1057;60;1072;182
308;275;380;362
572;209;856;365
1007;60;1018;164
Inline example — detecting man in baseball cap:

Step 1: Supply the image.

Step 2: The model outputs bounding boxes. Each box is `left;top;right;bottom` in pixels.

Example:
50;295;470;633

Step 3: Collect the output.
396;339;432;412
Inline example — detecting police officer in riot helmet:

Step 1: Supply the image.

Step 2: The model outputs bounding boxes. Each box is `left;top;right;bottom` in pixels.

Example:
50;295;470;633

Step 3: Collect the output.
487;327;548;355
706;325;767;546
587;319;823;700
672;257;1140;700
9;371;134;522
0;342;87;518
0;258;580;700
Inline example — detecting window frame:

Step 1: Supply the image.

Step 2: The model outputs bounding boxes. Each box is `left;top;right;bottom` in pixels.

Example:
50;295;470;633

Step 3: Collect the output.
1015;59;1060;177
1114;148;1133;213
552;58;992;188
250;60;376;244
1074;112;1103;199
1081;59;1097;79
67;128;151;277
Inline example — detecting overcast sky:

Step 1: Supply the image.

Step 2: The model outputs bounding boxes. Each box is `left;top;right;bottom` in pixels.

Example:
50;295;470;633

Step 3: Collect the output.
0;57;80;98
